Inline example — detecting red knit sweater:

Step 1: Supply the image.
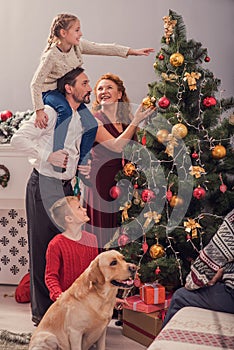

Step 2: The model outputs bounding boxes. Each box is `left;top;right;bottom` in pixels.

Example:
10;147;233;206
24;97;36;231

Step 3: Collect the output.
45;231;98;301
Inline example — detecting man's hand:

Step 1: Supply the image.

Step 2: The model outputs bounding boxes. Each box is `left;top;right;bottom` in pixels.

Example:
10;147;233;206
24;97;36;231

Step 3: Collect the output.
47;150;69;169
207;268;224;286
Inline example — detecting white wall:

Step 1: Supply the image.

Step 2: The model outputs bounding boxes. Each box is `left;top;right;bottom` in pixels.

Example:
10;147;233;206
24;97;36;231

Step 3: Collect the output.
0;0;234;113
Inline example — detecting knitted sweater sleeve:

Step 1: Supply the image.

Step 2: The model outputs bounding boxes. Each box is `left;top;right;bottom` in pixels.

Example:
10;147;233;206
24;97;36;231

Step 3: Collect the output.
78;38;130;58
185;209;234;290
45;239;63;302
30;49;57;111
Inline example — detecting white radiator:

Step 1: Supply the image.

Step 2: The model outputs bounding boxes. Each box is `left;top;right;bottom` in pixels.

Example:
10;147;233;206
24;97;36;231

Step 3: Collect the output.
0;144;32;284
0;208;29;284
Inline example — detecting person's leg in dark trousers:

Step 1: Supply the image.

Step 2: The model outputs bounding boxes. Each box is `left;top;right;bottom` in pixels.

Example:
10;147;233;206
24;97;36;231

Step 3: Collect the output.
162;283;234;328
26;170;73;323
43;90;72;172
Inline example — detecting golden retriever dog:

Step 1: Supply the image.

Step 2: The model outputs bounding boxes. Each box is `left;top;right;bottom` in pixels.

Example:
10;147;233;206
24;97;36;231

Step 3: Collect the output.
29;250;137;350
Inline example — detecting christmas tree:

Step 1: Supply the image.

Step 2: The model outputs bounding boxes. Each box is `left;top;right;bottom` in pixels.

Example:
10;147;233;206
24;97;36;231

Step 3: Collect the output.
107;10;234;291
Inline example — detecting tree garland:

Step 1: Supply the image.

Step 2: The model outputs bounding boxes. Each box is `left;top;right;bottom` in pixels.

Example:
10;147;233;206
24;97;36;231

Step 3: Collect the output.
0;164;10;188
0;110;33;144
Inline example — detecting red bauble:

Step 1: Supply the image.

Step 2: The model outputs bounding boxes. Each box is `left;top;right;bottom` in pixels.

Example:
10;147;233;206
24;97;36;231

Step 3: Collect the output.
204;56;210;62
142;241;148;254
220;184;227;193
118;234;130;247
192;152;199;159
134;277;141;287
203;96;217;107
166;189;173;201
0;110;13;121
158;54;164;60
155;266;161;275
142;134;147;145
193;186;206;199
141;189;156;202
109;186;121;199
158;96;170;109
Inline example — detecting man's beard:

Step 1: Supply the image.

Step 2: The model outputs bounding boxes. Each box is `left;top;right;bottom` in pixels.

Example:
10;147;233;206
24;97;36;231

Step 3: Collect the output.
72;93;91;104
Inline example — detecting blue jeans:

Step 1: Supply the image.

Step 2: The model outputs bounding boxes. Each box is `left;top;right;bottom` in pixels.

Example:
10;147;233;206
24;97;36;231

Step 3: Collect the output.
42;90;98;166
162;283;234;328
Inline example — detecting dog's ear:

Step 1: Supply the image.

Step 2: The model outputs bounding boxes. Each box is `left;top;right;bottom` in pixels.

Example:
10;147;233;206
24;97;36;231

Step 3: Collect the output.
88;258;105;286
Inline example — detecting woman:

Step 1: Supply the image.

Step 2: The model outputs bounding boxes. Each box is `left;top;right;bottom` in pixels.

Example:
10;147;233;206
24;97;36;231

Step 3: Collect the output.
85;73;154;249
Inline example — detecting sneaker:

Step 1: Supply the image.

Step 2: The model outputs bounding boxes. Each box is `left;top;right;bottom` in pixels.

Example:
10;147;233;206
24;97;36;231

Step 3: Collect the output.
32;315;42;327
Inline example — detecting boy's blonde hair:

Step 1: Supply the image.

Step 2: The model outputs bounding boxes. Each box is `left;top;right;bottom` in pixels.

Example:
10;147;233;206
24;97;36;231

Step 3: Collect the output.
50;196;78;230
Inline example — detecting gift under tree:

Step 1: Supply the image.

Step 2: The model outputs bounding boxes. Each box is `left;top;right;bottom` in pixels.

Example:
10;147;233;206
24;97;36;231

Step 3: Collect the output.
106;10;234;291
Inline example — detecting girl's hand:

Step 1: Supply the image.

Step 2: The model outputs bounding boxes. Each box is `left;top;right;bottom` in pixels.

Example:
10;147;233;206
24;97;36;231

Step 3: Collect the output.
132;104;156;126
35;109;48;129
128;48;155;56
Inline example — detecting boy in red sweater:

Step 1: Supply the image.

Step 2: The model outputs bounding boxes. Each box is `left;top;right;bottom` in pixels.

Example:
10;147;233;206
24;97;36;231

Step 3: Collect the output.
45;196;98;302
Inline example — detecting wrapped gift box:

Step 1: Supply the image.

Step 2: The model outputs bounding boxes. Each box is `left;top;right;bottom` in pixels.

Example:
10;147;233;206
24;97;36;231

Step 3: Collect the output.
124;293;172;314
123;308;162;347
139;283;165;305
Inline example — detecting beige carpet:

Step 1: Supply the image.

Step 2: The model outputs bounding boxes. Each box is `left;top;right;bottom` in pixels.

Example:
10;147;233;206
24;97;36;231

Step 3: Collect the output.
0;286;146;350
0;341;28;350
0;343;28;350
0;329;31;349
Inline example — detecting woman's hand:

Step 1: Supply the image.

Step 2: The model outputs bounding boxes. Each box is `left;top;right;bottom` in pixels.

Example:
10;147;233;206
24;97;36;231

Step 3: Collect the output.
132;104;156;126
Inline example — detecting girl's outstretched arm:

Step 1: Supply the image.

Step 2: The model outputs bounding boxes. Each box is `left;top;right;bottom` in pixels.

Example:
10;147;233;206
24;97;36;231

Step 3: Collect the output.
127;48;155;56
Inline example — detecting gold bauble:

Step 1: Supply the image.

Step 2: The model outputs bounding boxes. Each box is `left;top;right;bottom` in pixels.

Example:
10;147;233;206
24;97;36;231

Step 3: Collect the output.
211;145;227;159
171;123;188;139
170;52;184;67
149;244;165;259
153;62;158;69
156;129;169;143
123;162;136;176
142;96;156;109
170;195;184;208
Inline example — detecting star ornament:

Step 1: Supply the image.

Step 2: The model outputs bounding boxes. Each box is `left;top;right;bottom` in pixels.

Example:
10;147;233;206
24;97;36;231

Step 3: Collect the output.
189;165;206;178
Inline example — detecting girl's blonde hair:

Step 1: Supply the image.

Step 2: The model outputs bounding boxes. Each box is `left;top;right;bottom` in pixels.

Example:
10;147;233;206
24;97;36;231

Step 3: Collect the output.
45;13;78;52
50;196;78;230
92;73;132;124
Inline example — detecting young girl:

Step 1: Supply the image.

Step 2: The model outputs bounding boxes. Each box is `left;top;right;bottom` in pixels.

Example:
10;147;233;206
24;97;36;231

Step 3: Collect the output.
31;13;154;174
